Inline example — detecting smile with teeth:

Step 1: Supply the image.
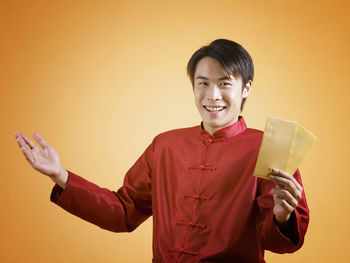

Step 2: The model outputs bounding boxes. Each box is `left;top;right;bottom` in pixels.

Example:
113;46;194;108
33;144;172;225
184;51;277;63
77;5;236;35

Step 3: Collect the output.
204;106;226;112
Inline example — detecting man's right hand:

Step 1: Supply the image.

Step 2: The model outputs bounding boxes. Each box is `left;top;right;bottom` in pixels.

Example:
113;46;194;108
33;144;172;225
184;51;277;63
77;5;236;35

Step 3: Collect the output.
14;131;68;189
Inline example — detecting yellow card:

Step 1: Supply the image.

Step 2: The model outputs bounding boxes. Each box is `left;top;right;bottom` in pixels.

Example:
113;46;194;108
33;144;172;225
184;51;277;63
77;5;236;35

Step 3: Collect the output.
253;116;317;179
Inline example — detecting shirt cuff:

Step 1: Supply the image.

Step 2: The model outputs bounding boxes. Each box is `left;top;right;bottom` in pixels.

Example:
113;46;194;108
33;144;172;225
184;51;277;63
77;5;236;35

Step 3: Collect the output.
50;169;77;204
273;211;300;246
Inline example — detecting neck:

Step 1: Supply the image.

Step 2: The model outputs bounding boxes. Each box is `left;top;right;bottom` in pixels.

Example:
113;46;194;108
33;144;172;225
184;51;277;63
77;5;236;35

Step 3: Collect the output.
203;116;239;136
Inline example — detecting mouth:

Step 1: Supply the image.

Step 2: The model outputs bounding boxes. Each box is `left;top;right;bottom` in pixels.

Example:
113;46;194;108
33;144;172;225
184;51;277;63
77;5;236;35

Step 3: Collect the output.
203;105;226;112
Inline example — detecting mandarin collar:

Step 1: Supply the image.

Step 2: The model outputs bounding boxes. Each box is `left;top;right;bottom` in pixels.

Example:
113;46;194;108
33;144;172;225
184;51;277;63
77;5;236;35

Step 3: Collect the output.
200;116;247;141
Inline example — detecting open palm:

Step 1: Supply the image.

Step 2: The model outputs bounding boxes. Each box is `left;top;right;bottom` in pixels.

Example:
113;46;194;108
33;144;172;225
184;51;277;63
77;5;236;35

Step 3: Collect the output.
14;132;62;178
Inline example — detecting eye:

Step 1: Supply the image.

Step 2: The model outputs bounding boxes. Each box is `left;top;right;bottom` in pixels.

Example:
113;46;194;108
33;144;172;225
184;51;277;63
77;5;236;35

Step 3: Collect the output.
199;82;208;86
220;82;231;86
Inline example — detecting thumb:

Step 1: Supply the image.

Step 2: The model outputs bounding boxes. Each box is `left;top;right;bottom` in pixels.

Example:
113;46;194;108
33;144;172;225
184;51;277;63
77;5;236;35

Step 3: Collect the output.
33;132;49;148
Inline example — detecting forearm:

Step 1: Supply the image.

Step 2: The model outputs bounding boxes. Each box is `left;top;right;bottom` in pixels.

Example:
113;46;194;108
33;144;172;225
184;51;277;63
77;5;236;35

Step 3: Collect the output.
50;170;151;232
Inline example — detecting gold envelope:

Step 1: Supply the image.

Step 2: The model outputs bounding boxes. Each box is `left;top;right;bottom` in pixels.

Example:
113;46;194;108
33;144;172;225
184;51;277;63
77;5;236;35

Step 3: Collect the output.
253;116;317;179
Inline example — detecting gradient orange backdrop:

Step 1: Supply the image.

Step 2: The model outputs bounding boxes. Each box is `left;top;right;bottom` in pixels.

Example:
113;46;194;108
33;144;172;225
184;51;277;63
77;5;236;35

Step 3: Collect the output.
1;0;349;262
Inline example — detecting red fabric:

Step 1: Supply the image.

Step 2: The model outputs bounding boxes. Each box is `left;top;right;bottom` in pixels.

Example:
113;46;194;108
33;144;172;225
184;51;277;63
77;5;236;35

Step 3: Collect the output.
50;116;309;262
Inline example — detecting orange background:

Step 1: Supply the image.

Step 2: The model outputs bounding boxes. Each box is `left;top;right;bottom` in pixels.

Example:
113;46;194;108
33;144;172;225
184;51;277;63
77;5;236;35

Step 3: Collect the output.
1;0;349;262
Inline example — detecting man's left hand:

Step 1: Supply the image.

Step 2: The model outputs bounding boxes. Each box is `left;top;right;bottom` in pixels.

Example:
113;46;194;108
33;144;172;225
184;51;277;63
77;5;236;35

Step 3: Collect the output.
268;169;303;223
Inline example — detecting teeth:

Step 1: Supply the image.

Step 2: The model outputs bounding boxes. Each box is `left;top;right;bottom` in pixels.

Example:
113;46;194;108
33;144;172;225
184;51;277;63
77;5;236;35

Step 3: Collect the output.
205;106;225;112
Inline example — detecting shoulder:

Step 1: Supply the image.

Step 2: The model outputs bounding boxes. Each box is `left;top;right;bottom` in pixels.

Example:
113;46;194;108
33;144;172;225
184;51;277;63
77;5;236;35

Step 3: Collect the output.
240;127;264;141
245;127;263;136
154;125;200;142
147;125;200;152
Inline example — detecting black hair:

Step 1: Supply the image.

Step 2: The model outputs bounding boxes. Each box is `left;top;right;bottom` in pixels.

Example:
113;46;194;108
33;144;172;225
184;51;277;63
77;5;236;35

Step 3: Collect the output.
186;39;254;111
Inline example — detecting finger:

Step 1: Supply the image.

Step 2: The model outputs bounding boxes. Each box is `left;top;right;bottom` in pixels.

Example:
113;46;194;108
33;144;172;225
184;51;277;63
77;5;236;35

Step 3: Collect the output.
270;169;303;192
273;177;292;190
33;132;49;148
270;176;302;201
275;196;294;214
17;139;35;164
15;135;31;151
15;133;23;147
22;146;35;164
14;134;36;163
272;169;303;192
271;180;285;190
272;188;299;207
22;134;37;150
270;173;296;190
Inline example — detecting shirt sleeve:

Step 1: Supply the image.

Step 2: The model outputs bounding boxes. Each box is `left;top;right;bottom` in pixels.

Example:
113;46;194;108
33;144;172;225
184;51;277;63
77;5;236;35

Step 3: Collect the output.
50;137;157;233
255;169;310;253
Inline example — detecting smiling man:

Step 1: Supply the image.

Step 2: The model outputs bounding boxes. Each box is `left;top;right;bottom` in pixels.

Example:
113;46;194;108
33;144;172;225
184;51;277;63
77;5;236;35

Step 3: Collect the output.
192;56;251;135
14;39;309;262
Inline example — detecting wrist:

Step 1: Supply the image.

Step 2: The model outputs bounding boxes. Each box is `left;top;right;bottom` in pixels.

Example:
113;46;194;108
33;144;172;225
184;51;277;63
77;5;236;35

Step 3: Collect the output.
51;166;68;189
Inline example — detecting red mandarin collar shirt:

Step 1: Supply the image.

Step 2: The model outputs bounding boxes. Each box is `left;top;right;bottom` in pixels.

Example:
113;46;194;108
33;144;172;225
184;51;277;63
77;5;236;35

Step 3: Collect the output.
51;116;309;262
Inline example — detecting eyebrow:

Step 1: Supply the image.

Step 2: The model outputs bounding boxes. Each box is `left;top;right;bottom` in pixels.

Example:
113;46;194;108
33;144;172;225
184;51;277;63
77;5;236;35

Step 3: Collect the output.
195;75;231;81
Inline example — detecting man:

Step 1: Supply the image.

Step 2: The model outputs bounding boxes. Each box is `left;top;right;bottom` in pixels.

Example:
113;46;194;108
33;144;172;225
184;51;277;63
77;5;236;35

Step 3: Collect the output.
14;39;309;262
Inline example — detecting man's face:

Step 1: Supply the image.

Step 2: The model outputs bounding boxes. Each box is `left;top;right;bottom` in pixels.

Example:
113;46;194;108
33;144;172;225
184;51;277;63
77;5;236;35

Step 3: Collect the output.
193;56;251;135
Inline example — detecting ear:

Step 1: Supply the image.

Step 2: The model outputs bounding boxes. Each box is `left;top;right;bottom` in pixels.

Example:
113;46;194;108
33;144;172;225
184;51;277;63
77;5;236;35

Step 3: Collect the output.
242;80;252;98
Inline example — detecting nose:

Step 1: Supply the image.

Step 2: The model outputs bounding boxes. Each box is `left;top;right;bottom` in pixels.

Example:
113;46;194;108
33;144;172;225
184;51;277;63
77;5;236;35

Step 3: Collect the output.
206;84;222;102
